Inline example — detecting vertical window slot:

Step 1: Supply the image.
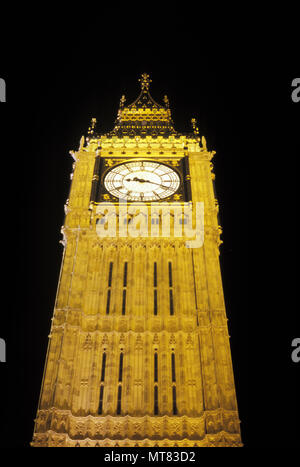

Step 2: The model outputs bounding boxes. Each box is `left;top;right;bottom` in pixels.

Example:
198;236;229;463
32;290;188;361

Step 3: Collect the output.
98;385;104;415
108;262;113;287
122;289;126;315
106;289;111;315
169;289;174;315
101;352;106;382
154;289;158;315
117;385;122;415
154;353;158;382
118;353;123;382
154;262;157;287
123;262;128;287
154;386;158;415
171;353;176;382
172;386;177;415
168;262;173;287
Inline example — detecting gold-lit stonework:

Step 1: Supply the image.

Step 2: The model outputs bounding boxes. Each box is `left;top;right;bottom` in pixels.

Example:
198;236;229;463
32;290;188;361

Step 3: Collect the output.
31;74;242;447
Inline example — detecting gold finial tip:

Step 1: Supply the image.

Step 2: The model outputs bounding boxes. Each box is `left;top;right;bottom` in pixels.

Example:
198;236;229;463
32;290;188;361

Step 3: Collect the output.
139;72;152;91
191;118;199;135
87;118;97;135
120;95;126;108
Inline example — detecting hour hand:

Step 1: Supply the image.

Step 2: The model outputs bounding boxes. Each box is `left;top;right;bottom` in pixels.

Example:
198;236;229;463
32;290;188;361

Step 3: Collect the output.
126;177;147;183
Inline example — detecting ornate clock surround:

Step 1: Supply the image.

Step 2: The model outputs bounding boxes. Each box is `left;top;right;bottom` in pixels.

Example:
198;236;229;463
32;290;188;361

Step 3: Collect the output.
91;156;192;204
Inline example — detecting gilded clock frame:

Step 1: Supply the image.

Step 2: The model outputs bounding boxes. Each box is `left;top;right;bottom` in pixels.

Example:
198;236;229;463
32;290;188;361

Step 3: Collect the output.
91;157;192;204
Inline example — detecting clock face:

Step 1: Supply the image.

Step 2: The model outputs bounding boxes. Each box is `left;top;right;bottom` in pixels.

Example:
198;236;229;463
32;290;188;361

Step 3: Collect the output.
103;161;181;201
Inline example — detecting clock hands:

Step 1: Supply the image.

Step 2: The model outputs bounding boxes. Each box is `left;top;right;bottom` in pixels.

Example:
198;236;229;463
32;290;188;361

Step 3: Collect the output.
125;177;171;190
125;177;147;183
149;181;171;190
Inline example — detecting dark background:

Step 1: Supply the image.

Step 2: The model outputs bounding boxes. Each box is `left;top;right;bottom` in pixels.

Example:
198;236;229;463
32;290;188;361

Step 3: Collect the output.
0;9;299;449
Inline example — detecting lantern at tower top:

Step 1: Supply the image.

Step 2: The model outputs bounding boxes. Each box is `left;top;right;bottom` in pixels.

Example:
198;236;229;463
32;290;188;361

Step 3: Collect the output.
94;73;199;140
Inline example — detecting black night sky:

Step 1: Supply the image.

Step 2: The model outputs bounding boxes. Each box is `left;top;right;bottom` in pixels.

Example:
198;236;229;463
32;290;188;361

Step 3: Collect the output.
0;9;299;450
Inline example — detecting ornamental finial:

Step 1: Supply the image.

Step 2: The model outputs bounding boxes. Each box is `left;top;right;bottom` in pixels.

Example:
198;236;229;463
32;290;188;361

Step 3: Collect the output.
139;72;152;91
120;95;126;108
164;95;169;108
191;118;199;135
88;118;97;135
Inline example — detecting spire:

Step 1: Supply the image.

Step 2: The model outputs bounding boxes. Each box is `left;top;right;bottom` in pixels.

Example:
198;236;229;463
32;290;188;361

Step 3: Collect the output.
126;72;162;111
99;74;199;140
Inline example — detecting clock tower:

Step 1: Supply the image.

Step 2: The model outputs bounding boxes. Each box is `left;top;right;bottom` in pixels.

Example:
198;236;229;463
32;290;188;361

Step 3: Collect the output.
31;73;242;447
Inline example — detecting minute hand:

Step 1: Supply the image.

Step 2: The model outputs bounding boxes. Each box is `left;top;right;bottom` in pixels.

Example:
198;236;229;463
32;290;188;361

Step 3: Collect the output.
145;180;171;190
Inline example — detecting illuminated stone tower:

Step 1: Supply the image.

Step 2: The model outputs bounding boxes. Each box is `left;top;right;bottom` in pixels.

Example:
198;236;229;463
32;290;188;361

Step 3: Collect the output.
31;74;242;447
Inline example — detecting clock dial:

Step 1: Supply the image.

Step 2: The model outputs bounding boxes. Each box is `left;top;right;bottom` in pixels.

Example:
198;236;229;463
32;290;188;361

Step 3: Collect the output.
104;161;181;201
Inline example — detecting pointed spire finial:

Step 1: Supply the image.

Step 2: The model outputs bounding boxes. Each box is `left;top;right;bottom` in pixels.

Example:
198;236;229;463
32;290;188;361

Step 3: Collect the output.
164;95;169;108
139;72;152;91
120;95;126;108
88;118;97;135
191;118;199;135
79;135;85;150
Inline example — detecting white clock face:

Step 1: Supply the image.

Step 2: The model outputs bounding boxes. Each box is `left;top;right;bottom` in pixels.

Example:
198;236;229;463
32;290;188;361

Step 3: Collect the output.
103;161;181;201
